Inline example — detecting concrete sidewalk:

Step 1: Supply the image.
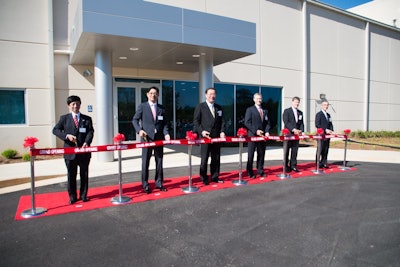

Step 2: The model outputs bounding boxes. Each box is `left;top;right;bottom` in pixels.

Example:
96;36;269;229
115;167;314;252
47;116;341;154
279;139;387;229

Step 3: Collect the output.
1;145;399;194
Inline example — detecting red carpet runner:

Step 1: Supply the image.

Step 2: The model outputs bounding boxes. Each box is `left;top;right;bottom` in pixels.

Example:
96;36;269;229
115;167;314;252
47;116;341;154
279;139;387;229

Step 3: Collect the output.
15;163;355;220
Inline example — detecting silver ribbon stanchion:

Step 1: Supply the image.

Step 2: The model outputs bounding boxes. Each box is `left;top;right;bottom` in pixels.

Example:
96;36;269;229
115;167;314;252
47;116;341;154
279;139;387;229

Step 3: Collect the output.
339;130;351;171
111;134;131;204
312;129;324;174
277;132;291;179
21;141;47;218
232;137;247;186
182;131;199;193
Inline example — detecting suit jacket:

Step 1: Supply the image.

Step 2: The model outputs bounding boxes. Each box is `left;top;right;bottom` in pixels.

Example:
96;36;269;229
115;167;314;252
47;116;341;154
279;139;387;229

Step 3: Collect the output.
283;107;304;134
244;106;271;137
132;102;169;141
193;102;225;138
53;113;94;160
315;110;334;133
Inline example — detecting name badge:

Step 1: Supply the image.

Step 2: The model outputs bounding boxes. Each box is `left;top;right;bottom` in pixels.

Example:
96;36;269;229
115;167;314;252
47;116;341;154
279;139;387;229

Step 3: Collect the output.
158;116;164;120
79;127;87;133
217;110;222;116
264;115;268;120
298;115;303;120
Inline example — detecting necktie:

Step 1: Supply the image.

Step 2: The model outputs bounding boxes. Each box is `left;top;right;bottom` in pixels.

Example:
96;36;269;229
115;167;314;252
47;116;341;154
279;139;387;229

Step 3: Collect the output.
151;104;156;121
211;105;215;118
74;115;79;128
258;108;263;120
294;109;298;122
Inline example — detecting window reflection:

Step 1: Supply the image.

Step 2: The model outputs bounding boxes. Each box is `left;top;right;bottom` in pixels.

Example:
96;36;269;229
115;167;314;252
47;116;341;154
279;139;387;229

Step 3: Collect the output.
174;81;199;138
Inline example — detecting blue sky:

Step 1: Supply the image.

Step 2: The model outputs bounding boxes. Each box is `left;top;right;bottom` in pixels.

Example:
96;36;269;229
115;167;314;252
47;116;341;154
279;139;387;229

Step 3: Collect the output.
319;0;372;9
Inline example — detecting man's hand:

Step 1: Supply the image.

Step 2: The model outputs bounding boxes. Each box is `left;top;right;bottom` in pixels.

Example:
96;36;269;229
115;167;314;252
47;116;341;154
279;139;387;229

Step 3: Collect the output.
202;131;211;138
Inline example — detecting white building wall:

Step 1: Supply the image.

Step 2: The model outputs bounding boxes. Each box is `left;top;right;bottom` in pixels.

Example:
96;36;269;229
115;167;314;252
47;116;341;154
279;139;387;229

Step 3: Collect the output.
0;0;53;151
369;24;400;130
307;5;367;131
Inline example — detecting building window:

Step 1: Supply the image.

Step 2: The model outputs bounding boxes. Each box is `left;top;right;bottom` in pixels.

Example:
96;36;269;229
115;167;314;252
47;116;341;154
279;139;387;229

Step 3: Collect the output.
0;89;26;124
215;83;234;136
174;81;199;138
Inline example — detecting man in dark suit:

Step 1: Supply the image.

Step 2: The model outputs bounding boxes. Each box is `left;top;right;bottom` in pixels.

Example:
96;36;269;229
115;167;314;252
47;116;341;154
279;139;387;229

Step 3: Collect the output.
244;93;271;178
315;100;334;168
193;87;225;185
282;96;304;172
53;95;94;204
132;86;170;194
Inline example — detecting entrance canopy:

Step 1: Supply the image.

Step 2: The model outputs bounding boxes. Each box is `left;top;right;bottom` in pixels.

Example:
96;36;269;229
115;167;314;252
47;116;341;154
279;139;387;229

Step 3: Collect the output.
70;0;256;72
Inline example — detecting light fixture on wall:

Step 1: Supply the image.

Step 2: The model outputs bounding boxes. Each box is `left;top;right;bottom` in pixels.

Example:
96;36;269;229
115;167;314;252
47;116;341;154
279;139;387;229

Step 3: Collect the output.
83;69;92;77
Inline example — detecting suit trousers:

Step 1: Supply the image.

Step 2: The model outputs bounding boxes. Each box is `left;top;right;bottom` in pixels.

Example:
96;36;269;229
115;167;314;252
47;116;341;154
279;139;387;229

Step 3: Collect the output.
283;140;299;168
200;143;221;182
65;155;90;200
317;139;330;165
246;141;266;175
141;146;164;188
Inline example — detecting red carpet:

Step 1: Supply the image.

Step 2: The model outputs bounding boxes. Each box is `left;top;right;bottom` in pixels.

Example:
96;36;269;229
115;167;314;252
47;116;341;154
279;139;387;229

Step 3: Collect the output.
15;163;355;220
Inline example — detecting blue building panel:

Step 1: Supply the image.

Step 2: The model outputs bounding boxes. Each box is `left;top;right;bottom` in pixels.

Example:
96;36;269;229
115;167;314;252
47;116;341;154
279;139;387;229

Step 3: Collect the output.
82;0;182;25
82;12;183;43
80;0;256;53
184;26;256;53
183;9;256;38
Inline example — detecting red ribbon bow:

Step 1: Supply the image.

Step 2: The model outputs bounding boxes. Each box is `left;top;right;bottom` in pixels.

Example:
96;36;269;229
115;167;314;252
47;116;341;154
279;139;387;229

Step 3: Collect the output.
23;136;39;148
343;129;351;134
316;128;325;135
237;128;248;137
185;130;197;141
113;133;126;143
281;128;290;136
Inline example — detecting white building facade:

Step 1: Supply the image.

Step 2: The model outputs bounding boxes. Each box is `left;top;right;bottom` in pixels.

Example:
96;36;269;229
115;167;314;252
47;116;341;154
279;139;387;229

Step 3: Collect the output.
0;0;399;160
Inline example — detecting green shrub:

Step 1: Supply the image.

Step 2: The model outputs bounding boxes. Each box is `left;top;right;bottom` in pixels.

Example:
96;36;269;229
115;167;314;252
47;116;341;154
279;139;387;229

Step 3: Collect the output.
1;149;18;159
22;153;31;161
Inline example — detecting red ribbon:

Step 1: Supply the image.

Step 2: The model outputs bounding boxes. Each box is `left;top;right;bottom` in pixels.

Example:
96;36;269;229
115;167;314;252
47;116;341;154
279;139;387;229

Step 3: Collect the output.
29;134;350;156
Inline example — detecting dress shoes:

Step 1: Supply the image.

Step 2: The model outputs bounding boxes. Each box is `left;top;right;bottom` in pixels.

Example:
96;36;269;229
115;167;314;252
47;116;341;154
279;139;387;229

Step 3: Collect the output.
323;165;330;169
258;173;267;177
291;167;300;173
212;178;224;183
203;180;209;185
249;174;256;179
81;197;89;202
285;167;292;173
144;185;152;194
156;186;168;192
69;198;77;205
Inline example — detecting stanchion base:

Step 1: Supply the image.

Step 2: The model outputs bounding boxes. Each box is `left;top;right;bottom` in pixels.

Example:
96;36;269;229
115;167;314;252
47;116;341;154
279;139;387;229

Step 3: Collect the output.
20;207;47;218
276;173;291;179
311;169;324;174
339;166;351;171
110;196;131;205
182;186;200;193
232;179;248;186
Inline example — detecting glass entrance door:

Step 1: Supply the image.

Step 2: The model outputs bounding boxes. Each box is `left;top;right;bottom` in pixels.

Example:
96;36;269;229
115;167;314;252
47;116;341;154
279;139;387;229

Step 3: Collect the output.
113;81;161;141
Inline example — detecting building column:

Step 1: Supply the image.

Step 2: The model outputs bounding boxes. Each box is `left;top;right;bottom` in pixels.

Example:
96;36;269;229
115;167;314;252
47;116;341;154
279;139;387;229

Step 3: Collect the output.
95;50;113;162
198;54;213;102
